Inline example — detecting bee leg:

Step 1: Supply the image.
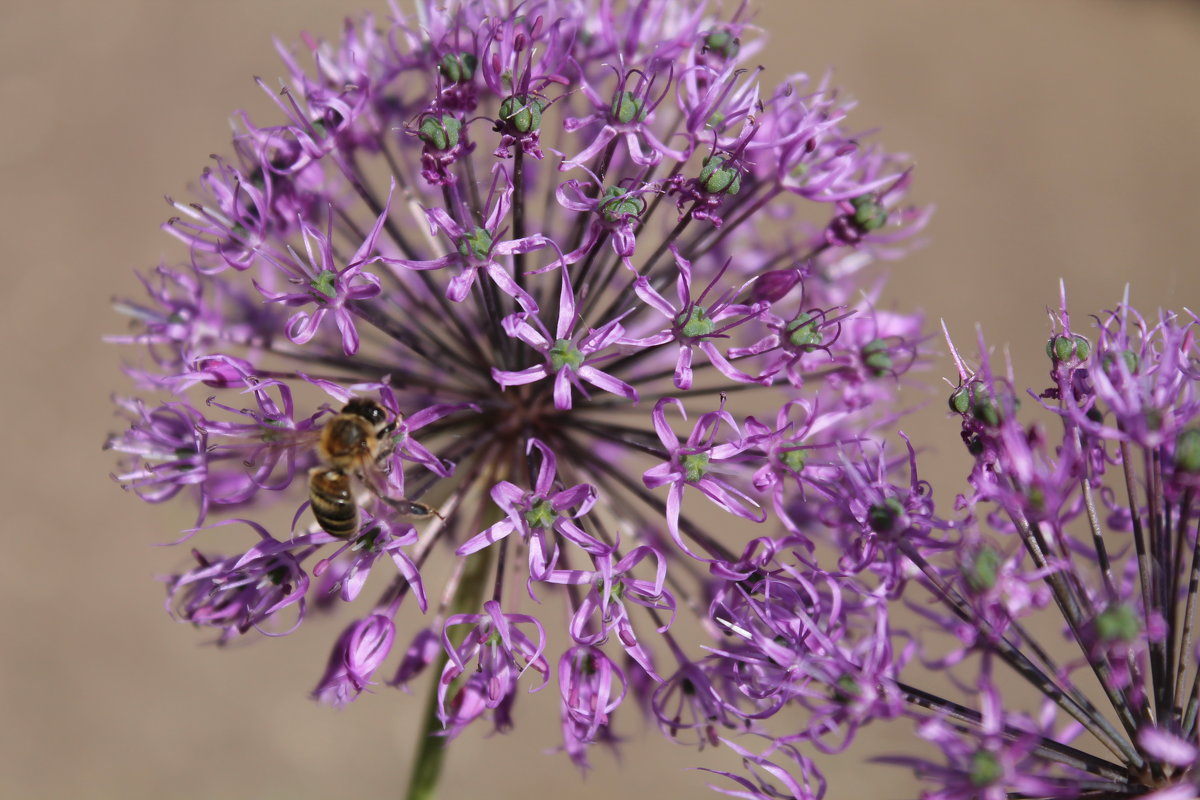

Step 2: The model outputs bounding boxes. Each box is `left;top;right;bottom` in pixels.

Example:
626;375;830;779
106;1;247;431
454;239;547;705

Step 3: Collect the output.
376;433;398;467
380;495;445;521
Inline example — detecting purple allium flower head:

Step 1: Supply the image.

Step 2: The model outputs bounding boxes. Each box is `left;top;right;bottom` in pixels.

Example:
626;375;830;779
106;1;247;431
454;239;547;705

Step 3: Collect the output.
107;0;933;792
867;289;1200;799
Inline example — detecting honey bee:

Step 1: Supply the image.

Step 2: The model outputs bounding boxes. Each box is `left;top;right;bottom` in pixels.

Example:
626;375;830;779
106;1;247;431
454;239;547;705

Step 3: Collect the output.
308;397;440;537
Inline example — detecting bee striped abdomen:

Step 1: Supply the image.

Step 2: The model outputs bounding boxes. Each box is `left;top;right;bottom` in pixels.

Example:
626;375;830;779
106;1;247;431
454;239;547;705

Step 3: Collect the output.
308;467;358;537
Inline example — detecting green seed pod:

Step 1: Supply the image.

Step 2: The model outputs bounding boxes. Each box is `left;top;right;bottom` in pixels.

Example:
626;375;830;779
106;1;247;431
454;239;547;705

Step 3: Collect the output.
963;547;1002;594
867;497;904;534
1095;603;1140;643
418;114;462;151
831;674;861;705
861;338;894;376
972;392;1002;428
785;313;822;350
964;380;1014;428
438;52;478;84
1047;333;1092;364
610;90;646;125
698;155;741;195
599;185;645;223
498;94;544;134
1175;428;1200;474
850;195;887;231
1102;348;1140;376
703;29;740;60
948;384;971;415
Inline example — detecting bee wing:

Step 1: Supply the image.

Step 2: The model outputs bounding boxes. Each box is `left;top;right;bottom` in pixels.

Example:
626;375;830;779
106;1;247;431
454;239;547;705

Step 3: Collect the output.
204;424;322;486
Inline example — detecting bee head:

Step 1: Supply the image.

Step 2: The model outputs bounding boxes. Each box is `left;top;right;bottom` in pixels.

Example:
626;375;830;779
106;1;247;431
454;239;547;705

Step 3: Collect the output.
342;398;389;430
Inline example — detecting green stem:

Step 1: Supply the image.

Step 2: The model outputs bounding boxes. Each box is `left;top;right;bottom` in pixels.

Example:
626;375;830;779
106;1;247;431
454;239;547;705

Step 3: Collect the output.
404;547;495;800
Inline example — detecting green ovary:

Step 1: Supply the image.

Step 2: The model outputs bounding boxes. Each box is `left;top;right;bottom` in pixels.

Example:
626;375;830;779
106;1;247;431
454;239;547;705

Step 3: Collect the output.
549;339;584;372
682;451;711;483
676;306;715;339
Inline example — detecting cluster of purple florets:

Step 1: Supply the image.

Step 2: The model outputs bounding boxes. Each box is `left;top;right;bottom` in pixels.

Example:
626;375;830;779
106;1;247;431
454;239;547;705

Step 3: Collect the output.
895;291;1200;800
107;0;926;787
105;1;1200;797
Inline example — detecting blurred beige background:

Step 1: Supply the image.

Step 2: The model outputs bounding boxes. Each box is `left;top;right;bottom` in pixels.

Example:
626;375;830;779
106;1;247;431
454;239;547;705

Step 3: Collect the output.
2;1;1198;798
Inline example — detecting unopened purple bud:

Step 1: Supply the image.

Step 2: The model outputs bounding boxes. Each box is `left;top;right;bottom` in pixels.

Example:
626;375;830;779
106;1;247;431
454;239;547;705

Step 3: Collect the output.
312;613;395;707
752;269;802;304
389;627;441;690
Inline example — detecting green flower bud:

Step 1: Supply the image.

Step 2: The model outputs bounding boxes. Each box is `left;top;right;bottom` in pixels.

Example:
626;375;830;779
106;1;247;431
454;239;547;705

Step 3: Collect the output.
610;90;647;125
1095;603;1140;643
438;52;478;84
310;269;338;300
1101;348;1140;376
1026;486;1046;513
1175;428;1200;474
831;674;861;705
599;185;645;223
498;94;545;134
867;497;904;534
676;305;715;338
968;381;1016;428
861;338;894;376
850;195;887;231
457;227;493;260
698;155;741;195
703;29;740;60
968;750;1003;788
963;547;1002;594
549;338;585;372
417;114;462;151
972;392;1002;428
